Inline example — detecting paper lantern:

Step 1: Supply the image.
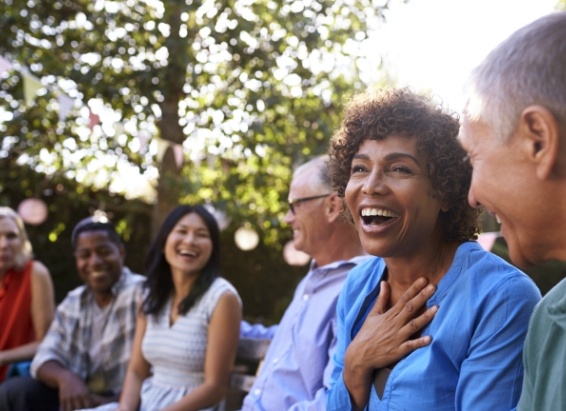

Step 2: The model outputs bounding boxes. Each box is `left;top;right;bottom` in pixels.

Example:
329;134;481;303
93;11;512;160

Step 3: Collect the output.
283;240;311;266
17;198;48;225
234;225;259;251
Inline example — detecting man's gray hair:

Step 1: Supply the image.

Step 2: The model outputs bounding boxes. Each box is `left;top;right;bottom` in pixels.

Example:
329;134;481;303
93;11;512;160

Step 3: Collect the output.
464;11;566;142
294;155;333;192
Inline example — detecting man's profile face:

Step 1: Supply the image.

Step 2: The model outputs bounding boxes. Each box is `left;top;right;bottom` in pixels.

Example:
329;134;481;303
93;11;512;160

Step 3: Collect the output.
284;168;329;258
459;114;537;267
74;230;125;298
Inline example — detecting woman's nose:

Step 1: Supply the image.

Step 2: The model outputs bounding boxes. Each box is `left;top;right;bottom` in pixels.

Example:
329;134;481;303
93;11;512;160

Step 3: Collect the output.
362;169;388;196
181;233;196;244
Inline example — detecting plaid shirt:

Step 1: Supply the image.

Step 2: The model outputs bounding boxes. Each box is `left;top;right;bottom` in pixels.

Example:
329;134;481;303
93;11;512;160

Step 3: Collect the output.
31;268;144;395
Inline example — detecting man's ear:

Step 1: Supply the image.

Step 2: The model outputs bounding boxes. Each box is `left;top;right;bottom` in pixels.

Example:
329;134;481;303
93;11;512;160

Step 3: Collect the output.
520;105;560;180
119;243;126;262
326;193;343;223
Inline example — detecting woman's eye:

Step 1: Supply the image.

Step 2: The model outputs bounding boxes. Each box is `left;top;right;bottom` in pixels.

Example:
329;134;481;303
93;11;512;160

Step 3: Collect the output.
391;166;412;174
351;164;365;173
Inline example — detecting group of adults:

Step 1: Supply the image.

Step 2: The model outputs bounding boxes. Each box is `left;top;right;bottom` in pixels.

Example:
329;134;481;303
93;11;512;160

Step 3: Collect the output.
0;11;564;411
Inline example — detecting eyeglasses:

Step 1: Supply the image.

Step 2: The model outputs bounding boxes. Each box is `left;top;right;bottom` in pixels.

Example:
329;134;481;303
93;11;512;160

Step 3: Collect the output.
288;193;332;215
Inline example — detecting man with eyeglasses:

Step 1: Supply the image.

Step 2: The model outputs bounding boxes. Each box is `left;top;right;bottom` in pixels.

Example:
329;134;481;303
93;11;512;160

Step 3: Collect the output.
241;155;369;411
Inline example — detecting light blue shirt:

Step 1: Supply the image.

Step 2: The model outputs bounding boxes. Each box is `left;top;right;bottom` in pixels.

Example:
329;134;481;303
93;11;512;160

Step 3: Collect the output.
241;255;370;411
327;242;541;411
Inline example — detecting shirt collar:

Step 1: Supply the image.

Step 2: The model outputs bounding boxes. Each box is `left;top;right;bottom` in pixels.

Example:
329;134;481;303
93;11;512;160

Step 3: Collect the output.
80;267;131;300
547;285;566;328
310;254;372;271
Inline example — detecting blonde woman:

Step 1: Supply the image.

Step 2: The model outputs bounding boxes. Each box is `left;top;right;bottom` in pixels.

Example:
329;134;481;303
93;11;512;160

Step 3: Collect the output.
0;206;55;381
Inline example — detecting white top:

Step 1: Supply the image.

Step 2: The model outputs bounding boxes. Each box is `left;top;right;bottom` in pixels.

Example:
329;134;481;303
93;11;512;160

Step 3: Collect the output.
80;277;241;411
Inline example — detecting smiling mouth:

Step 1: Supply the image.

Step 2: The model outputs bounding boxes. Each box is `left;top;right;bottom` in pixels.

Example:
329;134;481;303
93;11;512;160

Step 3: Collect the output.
179;250;198;257
360;207;399;226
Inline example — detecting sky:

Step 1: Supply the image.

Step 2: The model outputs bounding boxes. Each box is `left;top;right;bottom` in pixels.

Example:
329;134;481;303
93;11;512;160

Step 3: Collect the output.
364;0;559;112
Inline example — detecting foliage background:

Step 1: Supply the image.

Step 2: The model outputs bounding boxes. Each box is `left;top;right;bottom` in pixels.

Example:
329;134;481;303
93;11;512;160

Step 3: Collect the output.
1;0;565;323
0;0;392;321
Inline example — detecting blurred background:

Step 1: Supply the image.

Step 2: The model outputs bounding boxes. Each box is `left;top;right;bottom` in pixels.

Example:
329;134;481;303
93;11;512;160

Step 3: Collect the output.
1;0;565;324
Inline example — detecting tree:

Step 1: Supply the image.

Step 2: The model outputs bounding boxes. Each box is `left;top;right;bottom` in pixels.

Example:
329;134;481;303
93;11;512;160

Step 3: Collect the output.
0;0;394;244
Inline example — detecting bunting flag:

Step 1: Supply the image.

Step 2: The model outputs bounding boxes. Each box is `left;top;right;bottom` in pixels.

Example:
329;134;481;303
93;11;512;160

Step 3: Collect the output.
154;139;185;168
0;56;13;76
57;93;74;121
137;130;150;153
22;71;43;105
113;121;125;136
173;143;184;168
477;232;500;251
155;137;169;163
89;111;100;130
1;54;147;151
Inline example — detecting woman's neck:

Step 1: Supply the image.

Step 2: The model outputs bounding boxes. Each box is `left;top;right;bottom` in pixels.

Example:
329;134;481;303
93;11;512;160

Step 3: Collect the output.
171;269;200;301
385;241;460;305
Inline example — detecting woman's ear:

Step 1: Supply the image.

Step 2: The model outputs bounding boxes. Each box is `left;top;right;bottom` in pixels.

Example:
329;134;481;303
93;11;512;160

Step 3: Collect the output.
519;105;560;180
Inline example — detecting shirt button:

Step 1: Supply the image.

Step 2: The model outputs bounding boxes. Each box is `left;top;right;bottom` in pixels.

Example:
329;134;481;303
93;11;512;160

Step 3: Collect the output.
254;389;261;396
303;294;309;301
273;358;279;364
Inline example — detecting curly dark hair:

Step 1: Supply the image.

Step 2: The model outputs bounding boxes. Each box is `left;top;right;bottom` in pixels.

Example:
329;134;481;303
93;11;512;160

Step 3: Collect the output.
328;88;480;243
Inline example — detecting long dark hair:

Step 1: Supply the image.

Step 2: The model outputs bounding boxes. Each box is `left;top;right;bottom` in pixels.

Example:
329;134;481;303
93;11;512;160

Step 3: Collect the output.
142;205;221;315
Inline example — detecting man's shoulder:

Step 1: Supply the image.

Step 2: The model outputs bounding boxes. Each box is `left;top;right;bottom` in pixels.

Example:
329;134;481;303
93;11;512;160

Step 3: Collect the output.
312;254;375;275
114;270;144;305
542;276;566;305
123;269;145;285
62;283;89;302
115;268;144;292
532;276;566;322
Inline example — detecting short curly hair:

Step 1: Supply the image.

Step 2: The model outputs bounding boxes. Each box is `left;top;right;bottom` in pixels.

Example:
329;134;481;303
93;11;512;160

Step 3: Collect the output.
328;88;480;243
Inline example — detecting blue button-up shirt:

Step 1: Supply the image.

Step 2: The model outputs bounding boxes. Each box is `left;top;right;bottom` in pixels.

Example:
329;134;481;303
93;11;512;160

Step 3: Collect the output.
327;242;541;411
241;255;370;411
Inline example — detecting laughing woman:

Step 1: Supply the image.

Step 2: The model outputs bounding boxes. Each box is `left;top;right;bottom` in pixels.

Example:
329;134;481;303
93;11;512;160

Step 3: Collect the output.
82;205;241;411
326;89;541;411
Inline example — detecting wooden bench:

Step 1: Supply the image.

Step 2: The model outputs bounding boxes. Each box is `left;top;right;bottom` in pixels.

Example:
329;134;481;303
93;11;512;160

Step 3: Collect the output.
223;337;271;410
